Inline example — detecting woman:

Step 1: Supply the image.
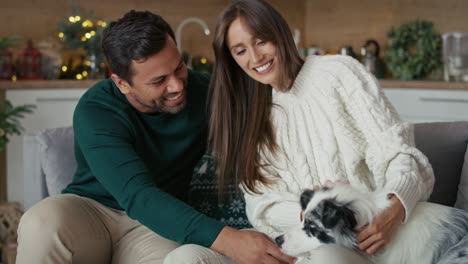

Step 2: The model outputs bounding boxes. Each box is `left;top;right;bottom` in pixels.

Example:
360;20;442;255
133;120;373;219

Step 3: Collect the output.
208;0;435;262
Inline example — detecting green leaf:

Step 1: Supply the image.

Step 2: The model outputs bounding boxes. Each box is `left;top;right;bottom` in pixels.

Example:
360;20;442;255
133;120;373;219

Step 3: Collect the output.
0;100;35;150
384;19;441;80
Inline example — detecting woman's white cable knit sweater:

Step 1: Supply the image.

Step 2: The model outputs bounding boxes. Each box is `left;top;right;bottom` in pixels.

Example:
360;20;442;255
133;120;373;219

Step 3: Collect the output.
243;55;435;238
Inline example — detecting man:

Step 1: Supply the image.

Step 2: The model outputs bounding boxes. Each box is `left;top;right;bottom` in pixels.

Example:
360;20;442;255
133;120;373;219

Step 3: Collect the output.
16;10;295;264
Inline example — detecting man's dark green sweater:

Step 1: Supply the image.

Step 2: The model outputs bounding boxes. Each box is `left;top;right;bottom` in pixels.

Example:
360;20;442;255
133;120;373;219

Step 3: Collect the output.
63;70;225;247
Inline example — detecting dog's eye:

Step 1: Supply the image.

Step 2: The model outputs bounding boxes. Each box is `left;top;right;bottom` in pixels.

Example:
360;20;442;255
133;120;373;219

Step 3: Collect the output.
303;219;316;236
303;218;336;244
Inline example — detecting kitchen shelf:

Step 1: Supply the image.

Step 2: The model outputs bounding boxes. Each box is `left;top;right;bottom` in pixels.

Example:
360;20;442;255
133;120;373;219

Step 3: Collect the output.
380;80;468;90
0;80;101;90
1;79;468;90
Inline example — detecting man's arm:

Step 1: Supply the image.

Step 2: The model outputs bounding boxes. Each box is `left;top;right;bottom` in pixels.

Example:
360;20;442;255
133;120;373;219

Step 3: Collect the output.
73;103;224;247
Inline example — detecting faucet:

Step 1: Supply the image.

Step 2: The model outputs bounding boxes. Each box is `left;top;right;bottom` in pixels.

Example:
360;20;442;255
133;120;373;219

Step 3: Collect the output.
175;17;210;68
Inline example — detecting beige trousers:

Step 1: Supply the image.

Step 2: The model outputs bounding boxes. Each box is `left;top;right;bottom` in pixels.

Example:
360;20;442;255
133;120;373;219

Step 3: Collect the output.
16;194;370;264
16;194;231;264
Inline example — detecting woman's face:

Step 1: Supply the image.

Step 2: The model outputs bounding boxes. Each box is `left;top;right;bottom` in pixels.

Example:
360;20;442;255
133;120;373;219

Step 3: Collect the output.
226;17;281;90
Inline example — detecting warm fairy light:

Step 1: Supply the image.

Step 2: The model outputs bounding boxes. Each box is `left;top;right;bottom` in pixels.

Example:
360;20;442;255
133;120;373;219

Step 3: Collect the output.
82;20;93;27
69;16;76;23
62;66;68;72
76;74;83;80
82;71;88;77
90;30;96;36
58;32;64;38
201;57;207;64
85;33;92;39
97;20;107;27
81;36;87;41
11;75;17;81
84;60;91;66
74;16;81;22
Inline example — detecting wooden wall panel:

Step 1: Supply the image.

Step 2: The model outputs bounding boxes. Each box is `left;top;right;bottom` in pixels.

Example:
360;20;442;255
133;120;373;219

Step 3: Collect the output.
304;0;468;55
2;0;467;60
269;0;306;47
0;0;306;62
0;0;229;61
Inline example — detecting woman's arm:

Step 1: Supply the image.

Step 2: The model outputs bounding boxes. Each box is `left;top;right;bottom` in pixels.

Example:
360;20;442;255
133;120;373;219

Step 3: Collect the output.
243;178;303;237
323;55;434;219
322;55;434;254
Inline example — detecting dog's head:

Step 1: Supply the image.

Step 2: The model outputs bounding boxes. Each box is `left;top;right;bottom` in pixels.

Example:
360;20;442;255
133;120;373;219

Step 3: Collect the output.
275;186;358;257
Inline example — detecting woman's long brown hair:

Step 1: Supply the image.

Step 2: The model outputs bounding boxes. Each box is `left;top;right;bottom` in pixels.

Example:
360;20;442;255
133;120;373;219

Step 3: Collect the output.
208;0;304;195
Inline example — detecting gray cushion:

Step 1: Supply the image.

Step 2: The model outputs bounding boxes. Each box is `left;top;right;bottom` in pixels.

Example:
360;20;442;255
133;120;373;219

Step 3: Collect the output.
414;121;468;206
455;144;468;211
36;127;76;195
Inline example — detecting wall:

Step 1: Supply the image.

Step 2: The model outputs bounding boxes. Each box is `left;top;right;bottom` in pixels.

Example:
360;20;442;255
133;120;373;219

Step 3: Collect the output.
304;0;468;55
2;0;468;60
0;0;304;63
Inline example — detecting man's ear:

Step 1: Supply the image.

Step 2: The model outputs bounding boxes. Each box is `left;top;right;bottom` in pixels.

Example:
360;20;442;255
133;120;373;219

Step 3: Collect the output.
111;73;131;94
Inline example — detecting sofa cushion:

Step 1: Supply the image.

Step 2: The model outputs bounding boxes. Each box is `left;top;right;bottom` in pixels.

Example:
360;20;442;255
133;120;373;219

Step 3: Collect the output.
455;144;468;211
36;127;76;196
189;154;252;229
413;121;468;206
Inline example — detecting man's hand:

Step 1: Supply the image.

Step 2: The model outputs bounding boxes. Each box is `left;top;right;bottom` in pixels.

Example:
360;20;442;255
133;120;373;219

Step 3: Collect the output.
211;226;296;264
356;195;405;255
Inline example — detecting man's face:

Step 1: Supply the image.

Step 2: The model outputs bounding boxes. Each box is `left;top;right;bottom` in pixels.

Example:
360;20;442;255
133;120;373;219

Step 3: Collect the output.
112;36;188;114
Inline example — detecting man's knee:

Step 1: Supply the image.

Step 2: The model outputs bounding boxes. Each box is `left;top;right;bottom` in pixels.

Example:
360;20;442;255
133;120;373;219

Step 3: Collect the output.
18;194;94;247
164;244;233;264
18;197;65;241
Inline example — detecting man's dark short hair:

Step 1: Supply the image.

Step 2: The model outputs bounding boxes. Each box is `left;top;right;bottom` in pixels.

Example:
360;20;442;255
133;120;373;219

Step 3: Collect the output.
101;10;175;84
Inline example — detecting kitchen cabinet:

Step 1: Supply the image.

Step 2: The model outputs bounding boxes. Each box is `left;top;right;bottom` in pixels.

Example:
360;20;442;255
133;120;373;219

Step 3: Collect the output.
5;88;87;206
383;88;468;123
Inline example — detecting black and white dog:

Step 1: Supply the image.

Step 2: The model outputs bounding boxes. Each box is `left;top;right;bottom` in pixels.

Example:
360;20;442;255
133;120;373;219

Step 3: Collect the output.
275;183;468;264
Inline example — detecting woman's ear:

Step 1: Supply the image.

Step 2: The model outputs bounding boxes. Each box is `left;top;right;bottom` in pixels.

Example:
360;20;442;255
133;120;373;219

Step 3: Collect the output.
111;73;131;94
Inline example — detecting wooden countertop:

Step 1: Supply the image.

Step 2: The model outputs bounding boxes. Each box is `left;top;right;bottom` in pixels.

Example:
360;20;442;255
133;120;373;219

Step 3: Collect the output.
380;80;468;90
0;80;100;90
1;79;468;90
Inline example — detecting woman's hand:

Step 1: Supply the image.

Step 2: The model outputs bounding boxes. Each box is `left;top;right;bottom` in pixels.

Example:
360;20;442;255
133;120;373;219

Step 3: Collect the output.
356;195;405;255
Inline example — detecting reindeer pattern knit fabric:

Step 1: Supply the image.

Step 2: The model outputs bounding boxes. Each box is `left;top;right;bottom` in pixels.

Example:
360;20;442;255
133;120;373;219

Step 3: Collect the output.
243;55;435;238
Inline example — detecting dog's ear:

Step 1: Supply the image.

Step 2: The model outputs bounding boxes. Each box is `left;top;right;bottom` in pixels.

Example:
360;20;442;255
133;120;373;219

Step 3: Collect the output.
340;204;357;229
300;189;315;210
321;200;356;229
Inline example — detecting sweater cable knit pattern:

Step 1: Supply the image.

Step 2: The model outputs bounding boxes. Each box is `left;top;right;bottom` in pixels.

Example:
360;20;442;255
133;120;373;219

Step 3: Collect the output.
243;55;435;237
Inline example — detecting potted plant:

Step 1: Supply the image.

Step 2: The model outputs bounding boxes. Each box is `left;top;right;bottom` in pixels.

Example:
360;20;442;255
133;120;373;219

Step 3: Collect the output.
0;100;35;152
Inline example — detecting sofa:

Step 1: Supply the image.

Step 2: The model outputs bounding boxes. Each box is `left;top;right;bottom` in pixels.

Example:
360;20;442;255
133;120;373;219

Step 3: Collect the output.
22;121;468;221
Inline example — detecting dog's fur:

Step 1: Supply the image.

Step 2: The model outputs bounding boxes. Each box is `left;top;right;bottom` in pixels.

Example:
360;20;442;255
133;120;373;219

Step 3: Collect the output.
275;184;468;264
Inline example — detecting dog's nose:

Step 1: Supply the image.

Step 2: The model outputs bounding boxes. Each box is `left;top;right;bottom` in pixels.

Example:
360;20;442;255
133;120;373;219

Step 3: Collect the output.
275;235;284;247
